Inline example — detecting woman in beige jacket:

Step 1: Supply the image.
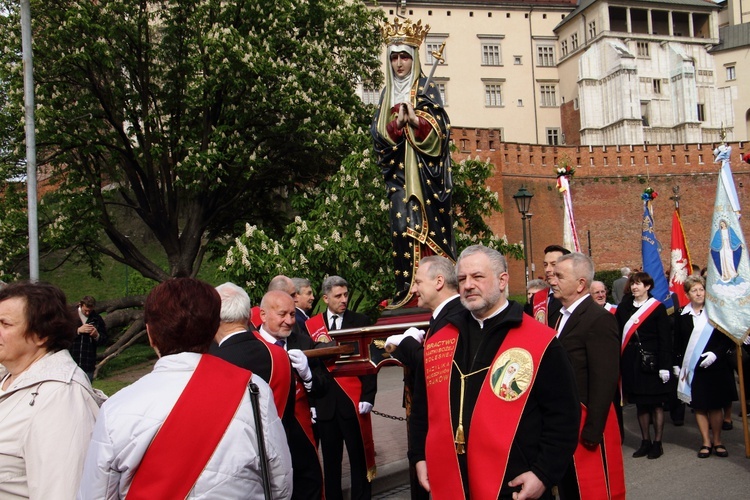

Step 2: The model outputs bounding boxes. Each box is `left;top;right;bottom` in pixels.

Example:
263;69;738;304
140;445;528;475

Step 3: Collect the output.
0;282;106;499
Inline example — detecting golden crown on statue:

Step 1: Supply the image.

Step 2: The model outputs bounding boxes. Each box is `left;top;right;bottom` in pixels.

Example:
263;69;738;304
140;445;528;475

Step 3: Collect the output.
381;17;430;47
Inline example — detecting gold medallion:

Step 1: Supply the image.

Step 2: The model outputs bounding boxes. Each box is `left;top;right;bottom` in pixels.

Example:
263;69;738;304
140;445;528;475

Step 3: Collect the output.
490;348;533;401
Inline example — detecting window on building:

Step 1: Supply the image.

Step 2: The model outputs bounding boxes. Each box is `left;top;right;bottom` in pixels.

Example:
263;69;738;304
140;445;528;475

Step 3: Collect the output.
425;40;447;66
637;42;649;57
571;33;579;50
485;84;503;107
561;40;568;57
514;56;522;65
482;43;501;66
697;103;705;122
652;79;661;94
573;97;579;110
517;99;523;106
460;139;470;151
641;101;650;127
361;88;380;105
588;21;596;39
726;65;736;81
436;82;447;105
546;128;561;145
537;45;555;66
540;85;557;107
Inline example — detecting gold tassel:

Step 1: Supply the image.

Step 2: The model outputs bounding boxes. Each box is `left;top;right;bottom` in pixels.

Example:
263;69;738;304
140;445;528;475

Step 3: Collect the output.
367;466;377;482
454;424;466;454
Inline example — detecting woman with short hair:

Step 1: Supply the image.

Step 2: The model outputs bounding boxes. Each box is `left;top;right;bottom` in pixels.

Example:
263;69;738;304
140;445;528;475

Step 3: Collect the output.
79;278;293;499
615;272;673;459
674;276;736;458
0;281;105;499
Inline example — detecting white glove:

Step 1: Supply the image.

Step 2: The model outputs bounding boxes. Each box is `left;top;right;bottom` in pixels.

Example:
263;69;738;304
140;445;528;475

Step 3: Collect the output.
672;366;680;377
288;349;312;382
385;328;426;349
385;333;407;349
659;369;670;384
699;351;717;368
358;401;373;414
403;327;426;344
310;407;317;424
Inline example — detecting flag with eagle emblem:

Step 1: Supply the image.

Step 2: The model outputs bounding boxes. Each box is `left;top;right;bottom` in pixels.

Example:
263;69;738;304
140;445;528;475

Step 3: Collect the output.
669;210;692;308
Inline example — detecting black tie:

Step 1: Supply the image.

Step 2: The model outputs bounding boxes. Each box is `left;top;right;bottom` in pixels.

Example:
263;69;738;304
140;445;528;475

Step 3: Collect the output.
330;315;339;330
274;339;285;349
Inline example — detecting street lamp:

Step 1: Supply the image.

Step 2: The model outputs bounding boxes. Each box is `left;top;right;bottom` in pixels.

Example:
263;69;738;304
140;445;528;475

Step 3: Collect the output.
513;186;534;285
526;212;534;278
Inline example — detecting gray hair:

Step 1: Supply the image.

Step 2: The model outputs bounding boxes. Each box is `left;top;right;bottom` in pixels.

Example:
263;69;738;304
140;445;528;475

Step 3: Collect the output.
292;277;311;293
557;252;595;285
321;275;349;296
457;245;507;275
621;266;631;277
683;275;705;294
526;279;548;292
420;256;458;291
215;282;251;323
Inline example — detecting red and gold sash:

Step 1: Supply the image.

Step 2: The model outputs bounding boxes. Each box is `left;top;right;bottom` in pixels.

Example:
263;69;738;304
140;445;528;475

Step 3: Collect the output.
294;377;316;448
304;313;376;480
424;316;556;499
252;331;292;418
305;313;332;343
621;298;660;354
532;289;550;325
572;404;626;500
127;355;252;499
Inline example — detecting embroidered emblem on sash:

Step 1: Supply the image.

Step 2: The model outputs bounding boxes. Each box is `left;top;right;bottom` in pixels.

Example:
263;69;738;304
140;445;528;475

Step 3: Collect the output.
534;310;546;324
490;348;533;401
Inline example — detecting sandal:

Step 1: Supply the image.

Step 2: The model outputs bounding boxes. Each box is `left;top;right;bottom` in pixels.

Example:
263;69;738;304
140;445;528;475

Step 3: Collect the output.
713;445;729;457
697;446;711;458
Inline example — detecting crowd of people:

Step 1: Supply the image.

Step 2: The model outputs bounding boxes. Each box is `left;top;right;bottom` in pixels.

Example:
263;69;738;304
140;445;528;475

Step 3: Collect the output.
2;242;749;499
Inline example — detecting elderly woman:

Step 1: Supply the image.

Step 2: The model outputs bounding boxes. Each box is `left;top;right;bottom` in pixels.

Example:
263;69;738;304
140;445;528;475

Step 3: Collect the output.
615;272;673;459
79;278;292;499
0;281;105;499
674;276;737;458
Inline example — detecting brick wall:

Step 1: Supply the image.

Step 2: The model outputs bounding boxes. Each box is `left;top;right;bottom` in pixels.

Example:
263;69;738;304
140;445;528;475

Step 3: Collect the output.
454;129;750;294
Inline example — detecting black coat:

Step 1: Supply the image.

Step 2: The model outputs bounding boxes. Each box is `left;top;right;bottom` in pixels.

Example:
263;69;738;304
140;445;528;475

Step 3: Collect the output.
314;310;377;421
392;295;464;464
417;301;580;497
674;311;737;409
557;295;620;443
70;310;107;374
615;294;673;402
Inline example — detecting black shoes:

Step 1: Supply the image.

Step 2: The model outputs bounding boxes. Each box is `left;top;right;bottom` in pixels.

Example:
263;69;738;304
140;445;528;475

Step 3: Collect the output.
647;441;663;459
632;440;652;458
722;420;733;431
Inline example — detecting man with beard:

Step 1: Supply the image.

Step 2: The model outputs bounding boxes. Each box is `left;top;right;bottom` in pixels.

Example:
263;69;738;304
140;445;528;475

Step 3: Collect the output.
416;245;579;499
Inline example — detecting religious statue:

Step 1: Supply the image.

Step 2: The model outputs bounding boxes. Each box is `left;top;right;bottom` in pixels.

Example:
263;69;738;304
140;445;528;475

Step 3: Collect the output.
370;18;456;309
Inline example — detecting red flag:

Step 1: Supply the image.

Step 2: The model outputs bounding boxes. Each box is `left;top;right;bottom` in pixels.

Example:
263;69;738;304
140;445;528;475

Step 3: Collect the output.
669;210;692;308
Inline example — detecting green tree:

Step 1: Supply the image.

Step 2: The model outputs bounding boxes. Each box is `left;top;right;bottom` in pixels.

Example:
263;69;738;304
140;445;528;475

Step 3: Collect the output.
0;0;383;280
220;138;523;310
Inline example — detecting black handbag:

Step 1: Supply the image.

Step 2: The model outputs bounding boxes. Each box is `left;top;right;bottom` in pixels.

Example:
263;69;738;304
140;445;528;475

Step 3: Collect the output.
635;331;659;373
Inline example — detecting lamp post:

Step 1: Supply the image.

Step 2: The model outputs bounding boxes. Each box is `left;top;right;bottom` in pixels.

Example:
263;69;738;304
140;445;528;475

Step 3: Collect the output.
526;212;534;279
513;186;534;285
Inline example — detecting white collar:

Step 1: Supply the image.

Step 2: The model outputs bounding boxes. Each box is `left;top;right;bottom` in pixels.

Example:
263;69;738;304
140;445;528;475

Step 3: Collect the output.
561;294;590;317
471;300;509;329
432;294;460;319
218;329;247;347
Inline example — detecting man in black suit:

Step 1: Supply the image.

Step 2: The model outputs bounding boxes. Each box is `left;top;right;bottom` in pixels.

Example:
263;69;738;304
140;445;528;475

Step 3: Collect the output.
292;277;315;325
384;255;463;495
550;253;623;499
211;283;325;500
524;244;570;327
312;275;376;500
